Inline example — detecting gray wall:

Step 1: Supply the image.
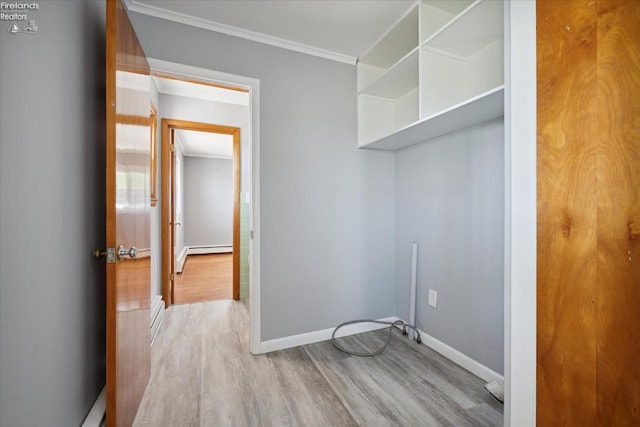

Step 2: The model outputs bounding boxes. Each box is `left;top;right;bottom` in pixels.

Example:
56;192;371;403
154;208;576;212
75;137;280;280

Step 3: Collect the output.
129;13;397;340
184;157;234;247
158;93;250;193
395;119;505;374
154;92;252;297
0;1;106;426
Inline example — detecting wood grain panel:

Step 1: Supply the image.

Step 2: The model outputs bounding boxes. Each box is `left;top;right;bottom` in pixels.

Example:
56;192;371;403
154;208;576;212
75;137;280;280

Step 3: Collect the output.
106;0;151;425
595;0;640;424
537;0;598;425
538;0;640;424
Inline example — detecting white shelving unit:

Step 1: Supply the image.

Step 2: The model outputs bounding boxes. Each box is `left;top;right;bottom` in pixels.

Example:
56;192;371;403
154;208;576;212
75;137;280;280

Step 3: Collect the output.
357;0;504;149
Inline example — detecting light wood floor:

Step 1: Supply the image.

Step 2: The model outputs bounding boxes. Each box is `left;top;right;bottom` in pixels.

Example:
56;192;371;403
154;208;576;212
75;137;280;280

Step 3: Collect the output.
133;300;503;426
174;254;232;304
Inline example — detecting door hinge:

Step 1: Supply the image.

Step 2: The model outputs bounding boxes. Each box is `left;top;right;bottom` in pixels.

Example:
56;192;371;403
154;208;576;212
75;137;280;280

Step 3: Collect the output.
170;273;174;281
250;230;254;239
170;143;175;153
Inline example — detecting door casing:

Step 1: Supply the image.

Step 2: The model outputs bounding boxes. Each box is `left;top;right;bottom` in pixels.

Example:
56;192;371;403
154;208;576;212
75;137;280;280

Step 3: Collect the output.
162;119;242;305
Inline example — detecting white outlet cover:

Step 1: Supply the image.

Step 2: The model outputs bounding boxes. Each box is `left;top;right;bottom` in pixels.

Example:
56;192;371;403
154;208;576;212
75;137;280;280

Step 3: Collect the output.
428;289;437;307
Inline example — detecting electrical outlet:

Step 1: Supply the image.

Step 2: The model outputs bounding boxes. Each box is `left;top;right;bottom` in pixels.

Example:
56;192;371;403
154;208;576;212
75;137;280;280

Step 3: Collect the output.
428;289;437;308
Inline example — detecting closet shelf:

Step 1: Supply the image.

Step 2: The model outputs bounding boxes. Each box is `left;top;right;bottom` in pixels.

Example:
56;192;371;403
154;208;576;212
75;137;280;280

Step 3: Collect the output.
359;49;419;99
360;86;504;150
422;0;503;58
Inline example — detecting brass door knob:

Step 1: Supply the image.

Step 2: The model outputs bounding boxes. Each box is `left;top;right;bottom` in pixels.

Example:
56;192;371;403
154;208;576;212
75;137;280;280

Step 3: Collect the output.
93;249;107;260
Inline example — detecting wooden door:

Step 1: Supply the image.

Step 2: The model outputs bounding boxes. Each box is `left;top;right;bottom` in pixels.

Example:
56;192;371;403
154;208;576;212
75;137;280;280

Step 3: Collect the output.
106;0;151;425
537;0;640;424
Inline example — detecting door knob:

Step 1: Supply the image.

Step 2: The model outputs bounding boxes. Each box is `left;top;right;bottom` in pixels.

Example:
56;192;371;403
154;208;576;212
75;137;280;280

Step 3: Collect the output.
118;245;137;260
93;247;116;263
93;249;107;259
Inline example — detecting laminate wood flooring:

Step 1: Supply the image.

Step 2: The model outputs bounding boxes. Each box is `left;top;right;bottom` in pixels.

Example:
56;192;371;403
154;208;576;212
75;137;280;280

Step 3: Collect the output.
174;254;233;304
133;300;503;426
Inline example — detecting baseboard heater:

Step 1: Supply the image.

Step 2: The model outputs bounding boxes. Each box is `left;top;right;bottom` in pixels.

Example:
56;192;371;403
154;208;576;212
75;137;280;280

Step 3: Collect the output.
176;245;232;273
188;245;232;255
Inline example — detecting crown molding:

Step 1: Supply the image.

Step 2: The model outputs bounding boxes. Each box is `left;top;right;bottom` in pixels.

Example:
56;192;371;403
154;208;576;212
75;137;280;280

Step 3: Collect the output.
125;0;357;65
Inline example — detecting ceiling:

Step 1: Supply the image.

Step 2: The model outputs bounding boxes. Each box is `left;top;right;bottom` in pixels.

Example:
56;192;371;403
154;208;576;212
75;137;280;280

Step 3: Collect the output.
175;130;234;159
152;76;250;106
125;0;417;64
152;76;242;158
142;1;419;156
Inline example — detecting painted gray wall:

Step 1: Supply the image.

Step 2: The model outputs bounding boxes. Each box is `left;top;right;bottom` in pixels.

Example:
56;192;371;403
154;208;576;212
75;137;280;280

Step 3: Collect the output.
159;93;250;193
129;13;397;340
184;157;234;247
395;119;505;374
0;1;106;426
154;92;252;296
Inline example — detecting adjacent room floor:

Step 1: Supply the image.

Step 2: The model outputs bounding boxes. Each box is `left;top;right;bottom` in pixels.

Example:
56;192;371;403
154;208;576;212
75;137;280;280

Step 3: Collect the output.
174;253;233;304
133;300;503;426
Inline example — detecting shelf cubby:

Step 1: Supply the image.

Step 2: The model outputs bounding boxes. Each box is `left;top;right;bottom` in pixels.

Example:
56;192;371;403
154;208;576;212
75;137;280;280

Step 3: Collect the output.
420;0;475;43
357;0;504;149
360;5;419;70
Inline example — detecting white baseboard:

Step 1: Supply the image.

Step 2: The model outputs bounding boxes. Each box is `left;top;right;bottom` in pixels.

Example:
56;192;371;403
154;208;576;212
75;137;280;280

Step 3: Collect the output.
259;315;503;384
415;327;503;383
81;385;105;427
259;316;400;354
176;247;188;273
150;295;165;345
188;245;232;255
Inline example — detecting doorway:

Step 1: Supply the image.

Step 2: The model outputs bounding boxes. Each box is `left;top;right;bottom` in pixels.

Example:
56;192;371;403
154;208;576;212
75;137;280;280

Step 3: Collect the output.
161;119;241;305
148;59;262;355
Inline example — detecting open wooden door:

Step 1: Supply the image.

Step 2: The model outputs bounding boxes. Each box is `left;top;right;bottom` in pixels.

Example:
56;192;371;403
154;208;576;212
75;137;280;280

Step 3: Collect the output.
106;0;151;425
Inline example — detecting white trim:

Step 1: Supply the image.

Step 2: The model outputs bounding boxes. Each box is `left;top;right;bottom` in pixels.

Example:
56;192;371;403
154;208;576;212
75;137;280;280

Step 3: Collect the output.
257;316;503;385
81;386;106;427
146;58;262;356
150;295;165;345
417;329;504;384
187;245;232;255
505;1;537;425
124;0;356;65
175;246;188;273
259;317;401;354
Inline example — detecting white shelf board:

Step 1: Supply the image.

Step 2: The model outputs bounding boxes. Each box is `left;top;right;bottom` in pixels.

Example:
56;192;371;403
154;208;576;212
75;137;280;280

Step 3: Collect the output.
420;0;475;43
360;4;419;69
359;49;419;99
422;0;503;58
360;86;504;150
